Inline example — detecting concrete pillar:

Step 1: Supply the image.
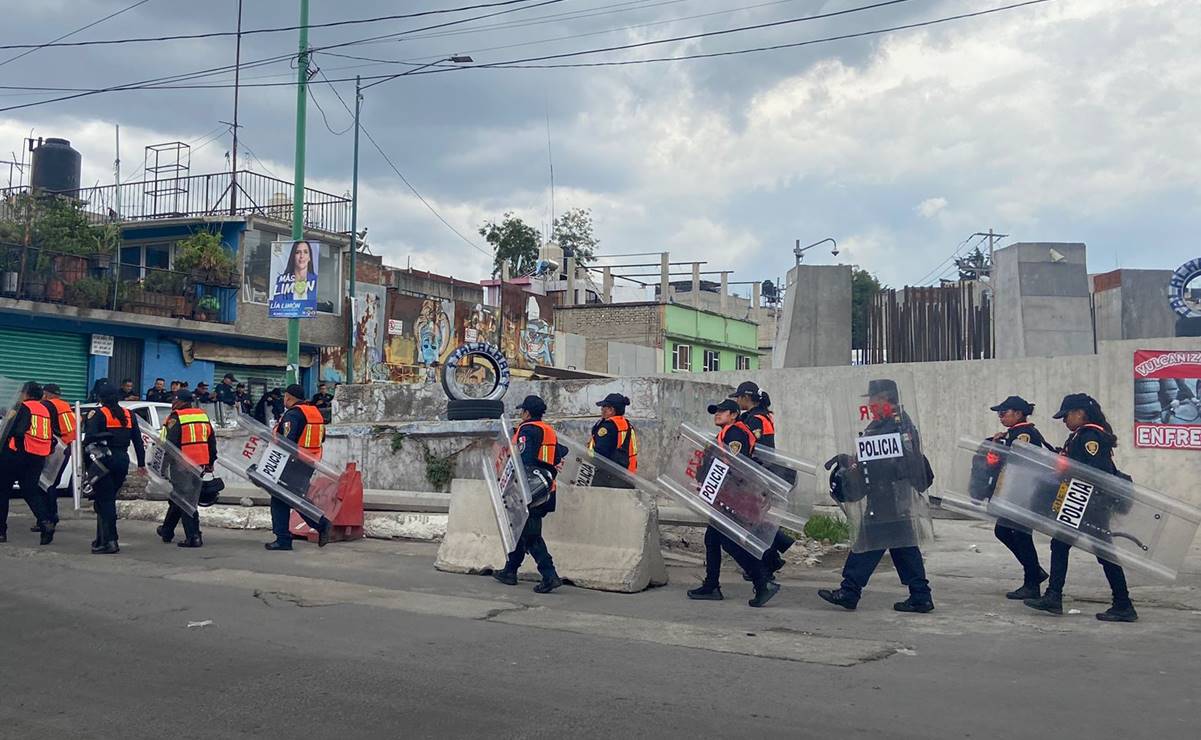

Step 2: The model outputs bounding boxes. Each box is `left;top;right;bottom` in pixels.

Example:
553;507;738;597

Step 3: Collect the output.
720;272;729;314
752;281;761;310
993;242;1093;359
772;264;851;368
691;262;701;308
602;266;613;303
660;252;670;303
575;265;587;304
565;257;575;305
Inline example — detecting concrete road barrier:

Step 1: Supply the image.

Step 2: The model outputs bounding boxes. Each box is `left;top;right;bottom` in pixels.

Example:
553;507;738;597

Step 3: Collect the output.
434;478;669;593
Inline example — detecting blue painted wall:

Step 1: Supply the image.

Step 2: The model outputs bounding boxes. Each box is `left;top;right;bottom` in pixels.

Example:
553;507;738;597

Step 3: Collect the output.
140;336;214;392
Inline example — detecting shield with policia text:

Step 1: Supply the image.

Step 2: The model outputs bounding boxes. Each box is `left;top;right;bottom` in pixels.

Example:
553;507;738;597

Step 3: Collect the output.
480;416;530;555
828;373;933;553
750;444;818;530
656;423;786;558
555;431;661;495
216;413;343;527
943;437;1201;581
142;433;205;517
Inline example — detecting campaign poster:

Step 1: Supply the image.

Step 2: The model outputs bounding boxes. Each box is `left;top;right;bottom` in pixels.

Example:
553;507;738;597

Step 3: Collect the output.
1133;350;1201;450
268;240;320;318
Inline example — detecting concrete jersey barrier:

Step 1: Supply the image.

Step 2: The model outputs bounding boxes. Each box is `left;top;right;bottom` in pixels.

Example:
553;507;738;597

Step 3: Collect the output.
435;478;668;593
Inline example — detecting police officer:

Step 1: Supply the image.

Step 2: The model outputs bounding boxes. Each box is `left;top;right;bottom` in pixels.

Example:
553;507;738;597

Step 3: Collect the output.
36;383;78;532
492;395;565;594
1025;394;1137;622
156;390;217;548
146;378;171;403
0;381;56;545
818;379;934;613
986;395;1054;599
687;399;780;608
83;385;146;554
730;381;795;579
265;384;332;550
588;392;637;488
311;382;334;409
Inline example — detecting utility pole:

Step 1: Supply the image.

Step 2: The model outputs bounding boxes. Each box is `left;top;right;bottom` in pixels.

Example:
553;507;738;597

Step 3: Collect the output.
347;75;362;384
228;0;243;214
970;229;1008;280
111;124;121;310
287;0;309;386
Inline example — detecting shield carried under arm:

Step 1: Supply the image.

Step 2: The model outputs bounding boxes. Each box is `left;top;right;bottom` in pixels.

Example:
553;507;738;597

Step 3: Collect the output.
142;434;206;517
480;417;530;555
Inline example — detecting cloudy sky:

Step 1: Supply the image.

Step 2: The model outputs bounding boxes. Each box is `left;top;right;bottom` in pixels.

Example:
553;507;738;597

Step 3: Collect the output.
0;0;1196;293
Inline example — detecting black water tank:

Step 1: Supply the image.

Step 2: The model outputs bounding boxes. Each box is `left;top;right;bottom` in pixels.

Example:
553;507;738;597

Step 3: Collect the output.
30;137;82;194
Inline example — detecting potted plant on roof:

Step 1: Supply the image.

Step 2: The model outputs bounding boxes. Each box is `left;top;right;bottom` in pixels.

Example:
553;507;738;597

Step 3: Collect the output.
176;229;237;321
194;293;220;321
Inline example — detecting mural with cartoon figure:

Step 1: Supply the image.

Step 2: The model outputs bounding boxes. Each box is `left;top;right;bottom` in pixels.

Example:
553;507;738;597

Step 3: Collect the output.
520;296;555;366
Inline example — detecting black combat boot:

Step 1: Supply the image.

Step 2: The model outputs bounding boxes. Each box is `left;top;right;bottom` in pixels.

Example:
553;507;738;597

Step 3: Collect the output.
817;588;858;610
1096;604;1138;623
533;575;563;594
687;582;724;601
317;519;332;548
39;521;55;546
748;581;780;608
156;525;173;543
893;597;934;613
1024;590;1063;615
177;535;203;549
491;569;518;586
91;541;119;555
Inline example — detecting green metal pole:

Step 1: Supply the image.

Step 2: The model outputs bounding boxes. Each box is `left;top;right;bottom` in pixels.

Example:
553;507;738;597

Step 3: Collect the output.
347;75;361;384
287;0;309;386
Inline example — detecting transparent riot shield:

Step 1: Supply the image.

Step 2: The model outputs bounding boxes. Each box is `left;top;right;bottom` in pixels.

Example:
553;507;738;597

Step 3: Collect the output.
480;417;530;555
556;432;660;494
72;402;83;510
38;443;69;492
143;434;204;517
936;437;1005;524
828;373;933;553
0;375;22;450
752;445;818;530
656;423;787;558
216;414;343;526
948;438;1201;581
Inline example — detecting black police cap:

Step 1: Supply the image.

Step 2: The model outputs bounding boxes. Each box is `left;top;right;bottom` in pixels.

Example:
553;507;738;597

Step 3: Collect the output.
1053;393;1094;419
863;379;899;400
516;395;547;414
596;393;630;409
707;399;740;414
284;383;305;400
727;381;761;399
175;389;194;403
990;395;1035;414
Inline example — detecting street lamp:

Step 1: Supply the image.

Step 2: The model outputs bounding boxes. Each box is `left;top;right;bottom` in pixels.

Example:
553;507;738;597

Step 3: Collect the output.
346;54;474;383
794;237;838;266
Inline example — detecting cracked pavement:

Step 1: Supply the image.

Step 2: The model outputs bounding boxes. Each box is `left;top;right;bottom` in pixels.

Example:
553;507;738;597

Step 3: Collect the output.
1;510;1198;738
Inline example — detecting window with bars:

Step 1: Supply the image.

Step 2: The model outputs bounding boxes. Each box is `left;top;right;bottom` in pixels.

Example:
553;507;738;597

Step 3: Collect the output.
672;343;692;372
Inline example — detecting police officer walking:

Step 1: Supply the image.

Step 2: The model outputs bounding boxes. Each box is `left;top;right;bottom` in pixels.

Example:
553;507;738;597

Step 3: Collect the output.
730;381;795;579
687;398;780;608
0;381;56;545
492;395;565;594
36;383;78;532
156;390;217;548
588;392;637;488
83;385;146;554
1024;394;1138;622
265;384;332;550
818;379;935;613
987;395;1054;600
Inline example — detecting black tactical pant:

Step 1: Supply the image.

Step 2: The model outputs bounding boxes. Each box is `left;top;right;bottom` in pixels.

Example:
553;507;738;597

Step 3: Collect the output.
994;522;1043;585
161;501;201;540
505;512;557;580
90;452;129;547
703;525;768;588
0;451;49;535
1048;539;1131;608
841;546;932;604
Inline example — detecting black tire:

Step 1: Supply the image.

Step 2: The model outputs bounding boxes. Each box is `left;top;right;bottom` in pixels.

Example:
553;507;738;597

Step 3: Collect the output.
441;342;510;402
447;398;506;420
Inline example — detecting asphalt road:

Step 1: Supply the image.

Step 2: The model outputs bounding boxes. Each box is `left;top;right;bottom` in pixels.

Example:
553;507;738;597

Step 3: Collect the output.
1;513;1198;739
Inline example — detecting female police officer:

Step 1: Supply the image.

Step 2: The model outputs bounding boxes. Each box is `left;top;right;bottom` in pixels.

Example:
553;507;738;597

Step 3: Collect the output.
988;395;1052;600
83;384;146;554
1024;393;1137;622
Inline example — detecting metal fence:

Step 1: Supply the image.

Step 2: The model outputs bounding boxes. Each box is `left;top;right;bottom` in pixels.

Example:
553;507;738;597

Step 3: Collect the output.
862;282;993;364
1;170;351;235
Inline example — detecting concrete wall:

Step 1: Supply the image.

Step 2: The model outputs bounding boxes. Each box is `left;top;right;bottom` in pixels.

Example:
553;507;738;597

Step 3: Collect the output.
333;337;1201;507
772;264;851;368
553;331;587;370
553;303;663;347
994;242;1094;359
608;341;660;377
1092;269;1178;341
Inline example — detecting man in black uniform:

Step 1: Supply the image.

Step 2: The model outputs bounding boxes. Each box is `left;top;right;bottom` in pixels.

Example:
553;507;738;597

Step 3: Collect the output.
987;395;1053;599
120;378;140;401
264;384;332;550
311;383;334;409
252;387;281;425
687;399;780;608
146;378;171;403
215;372;238;410
155;390;217;548
0;381;56;544
588;392;637;488
818;380;934;613
235;384;252;414
730;381;795;580
194;382;213;404
493;395;565;594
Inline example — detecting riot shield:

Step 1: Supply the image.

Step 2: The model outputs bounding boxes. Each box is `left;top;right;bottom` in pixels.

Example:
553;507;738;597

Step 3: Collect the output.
0;375;22;451
38;443;69;492
72;402;83;510
216;414;343;526
556;432;660;495
143;434;204;517
656;423;786;558
480;417;530;555
948;437;1201;581
752;445;818;530
828;373;933;553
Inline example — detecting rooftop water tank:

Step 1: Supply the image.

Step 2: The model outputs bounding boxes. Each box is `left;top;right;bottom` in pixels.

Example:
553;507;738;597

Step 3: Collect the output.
30;137;82;194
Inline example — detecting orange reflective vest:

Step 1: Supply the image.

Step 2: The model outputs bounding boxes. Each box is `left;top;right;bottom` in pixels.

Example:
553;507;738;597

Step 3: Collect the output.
514;420;559;465
717;420;757;456
590;415;638;473
173;408;214;466
100;406;132;429
9;400;52;456
748;409;775;438
296;403;326;461
45;398;77;445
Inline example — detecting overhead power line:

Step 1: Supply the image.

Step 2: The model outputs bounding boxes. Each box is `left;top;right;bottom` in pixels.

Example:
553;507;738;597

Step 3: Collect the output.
0;0;153;68
0;0;551;51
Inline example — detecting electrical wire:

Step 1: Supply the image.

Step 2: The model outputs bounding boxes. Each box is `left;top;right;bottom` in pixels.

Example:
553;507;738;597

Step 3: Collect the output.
0;0;153;68
0;0;554;51
310;86;354;136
